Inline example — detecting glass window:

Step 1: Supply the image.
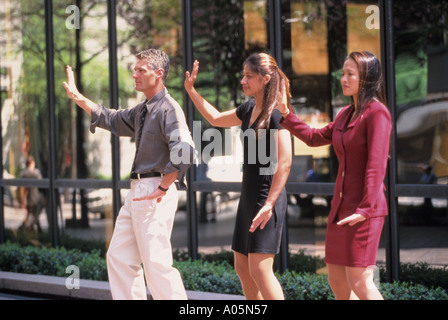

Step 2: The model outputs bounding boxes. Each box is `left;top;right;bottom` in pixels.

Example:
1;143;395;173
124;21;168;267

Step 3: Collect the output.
50;0;113;249
285;0;333;186
1;0;50;244
282;0;381;270
55;0;111;180
191;0;258;181
394;0;448;184
398;196;448;266
186;0;268;252
65;188;122;250
115;0;186;251
394;0;448;269
1;0;48;181
116;0;184;180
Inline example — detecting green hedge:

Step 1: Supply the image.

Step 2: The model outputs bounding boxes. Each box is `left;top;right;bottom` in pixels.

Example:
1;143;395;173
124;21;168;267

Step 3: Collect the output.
0;242;107;281
0;242;447;300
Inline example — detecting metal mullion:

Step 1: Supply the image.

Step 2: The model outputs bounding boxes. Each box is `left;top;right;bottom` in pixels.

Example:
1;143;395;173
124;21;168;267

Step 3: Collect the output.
191;181;242;193
44;0;59;247
0;179;50;189
270;0;283;66
395;184;448;198
0;59;4;244
380;0;400;282
182;0;198;260
268;0;288;273
54;179;114;189
107;0;121;224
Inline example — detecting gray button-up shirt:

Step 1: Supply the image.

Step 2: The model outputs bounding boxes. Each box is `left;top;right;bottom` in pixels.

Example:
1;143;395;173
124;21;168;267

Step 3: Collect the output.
90;88;195;187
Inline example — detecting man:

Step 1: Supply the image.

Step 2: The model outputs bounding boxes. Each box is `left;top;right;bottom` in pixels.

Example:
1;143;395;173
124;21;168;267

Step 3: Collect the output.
63;48;194;300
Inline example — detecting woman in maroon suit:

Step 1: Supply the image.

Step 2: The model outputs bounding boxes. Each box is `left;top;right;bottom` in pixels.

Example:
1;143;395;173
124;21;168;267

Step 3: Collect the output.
278;51;391;300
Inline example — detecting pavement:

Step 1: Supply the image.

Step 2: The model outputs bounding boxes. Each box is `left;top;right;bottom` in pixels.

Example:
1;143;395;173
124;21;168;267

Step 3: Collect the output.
0;271;244;300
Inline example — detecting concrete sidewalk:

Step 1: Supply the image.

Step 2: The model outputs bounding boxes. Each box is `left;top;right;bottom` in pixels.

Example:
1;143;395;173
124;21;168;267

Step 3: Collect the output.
0;271;245;300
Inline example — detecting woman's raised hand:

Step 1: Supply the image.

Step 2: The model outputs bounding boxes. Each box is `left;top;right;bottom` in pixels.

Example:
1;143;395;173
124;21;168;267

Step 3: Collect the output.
184;60;200;92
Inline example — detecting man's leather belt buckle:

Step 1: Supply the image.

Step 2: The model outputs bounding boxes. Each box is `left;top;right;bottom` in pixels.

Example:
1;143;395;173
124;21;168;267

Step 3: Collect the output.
130;172;162;180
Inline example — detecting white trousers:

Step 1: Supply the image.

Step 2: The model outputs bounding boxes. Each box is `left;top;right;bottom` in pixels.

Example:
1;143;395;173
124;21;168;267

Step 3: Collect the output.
106;177;187;300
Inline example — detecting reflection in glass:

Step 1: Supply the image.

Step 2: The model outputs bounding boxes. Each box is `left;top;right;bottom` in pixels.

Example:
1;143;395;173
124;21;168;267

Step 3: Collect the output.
3;186;49;235
64;188;119;249
53;0;111;180
185;0;268;252
1;0;48;181
283;0;381;270
393;0;448;271
117;0;184;179
395;0;448;184
190;0;263;188
346;2;380;57
1;0;54;246
286;1;332;187
51;0;114;250
3;185;118;251
398;196;448;266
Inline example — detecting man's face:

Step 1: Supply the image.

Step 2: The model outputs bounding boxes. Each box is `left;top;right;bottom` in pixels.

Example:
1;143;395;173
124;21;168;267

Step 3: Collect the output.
132;59;162;93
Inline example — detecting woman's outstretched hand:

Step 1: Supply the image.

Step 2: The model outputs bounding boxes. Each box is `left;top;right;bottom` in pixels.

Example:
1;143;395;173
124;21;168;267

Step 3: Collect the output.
337;213;366;226
185;60;199;92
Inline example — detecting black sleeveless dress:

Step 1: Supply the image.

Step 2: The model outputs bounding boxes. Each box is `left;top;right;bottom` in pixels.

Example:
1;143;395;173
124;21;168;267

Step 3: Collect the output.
231;100;287;256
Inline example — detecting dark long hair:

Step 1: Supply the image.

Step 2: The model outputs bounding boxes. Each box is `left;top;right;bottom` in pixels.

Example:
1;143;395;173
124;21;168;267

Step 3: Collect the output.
243;53;293;132
347;51;387;114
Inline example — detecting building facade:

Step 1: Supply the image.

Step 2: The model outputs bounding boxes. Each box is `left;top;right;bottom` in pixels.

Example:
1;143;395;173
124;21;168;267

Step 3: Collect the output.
0;0;447;282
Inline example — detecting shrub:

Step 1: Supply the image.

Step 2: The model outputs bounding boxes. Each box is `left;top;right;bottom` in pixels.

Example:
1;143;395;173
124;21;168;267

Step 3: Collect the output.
175;259;242;295
287;249;326;274
379;262;448;292
0;242;107;281
278;271;334;300
1;243;447;300
379;281;448;300
4;229;107;257
174;248;326;274
399;262;448;291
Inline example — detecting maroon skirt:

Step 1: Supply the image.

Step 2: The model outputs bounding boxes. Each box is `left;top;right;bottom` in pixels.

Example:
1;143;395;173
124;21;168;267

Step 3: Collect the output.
324;216;385;267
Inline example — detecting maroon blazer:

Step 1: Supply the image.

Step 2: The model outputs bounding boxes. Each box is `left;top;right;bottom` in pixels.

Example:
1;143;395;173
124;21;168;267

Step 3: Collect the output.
280;101;392;224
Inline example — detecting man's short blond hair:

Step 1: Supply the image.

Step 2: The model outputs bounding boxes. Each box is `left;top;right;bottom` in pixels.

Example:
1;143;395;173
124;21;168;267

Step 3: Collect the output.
136;48;170;83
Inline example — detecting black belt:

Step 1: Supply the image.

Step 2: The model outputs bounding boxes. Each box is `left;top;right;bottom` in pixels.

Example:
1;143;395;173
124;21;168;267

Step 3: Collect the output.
130;172;162;180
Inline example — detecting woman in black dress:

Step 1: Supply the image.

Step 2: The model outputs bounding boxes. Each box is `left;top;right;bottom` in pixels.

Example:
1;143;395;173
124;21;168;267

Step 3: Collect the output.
185;53;293;300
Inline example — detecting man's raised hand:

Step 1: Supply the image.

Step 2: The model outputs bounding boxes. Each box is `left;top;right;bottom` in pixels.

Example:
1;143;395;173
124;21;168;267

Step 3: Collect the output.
63;65;81;100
